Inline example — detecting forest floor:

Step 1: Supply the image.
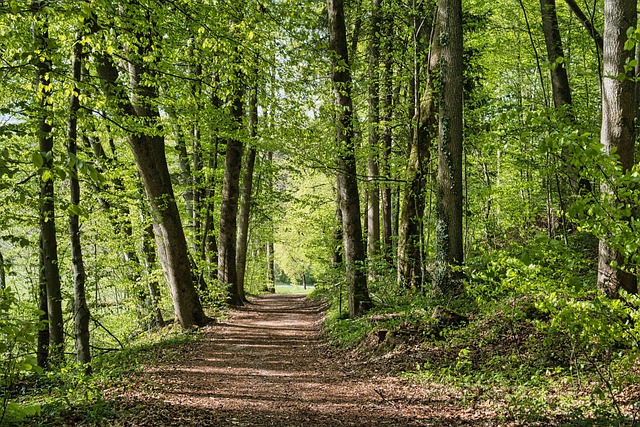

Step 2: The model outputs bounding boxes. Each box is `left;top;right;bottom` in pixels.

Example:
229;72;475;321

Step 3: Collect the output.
95;293;505;427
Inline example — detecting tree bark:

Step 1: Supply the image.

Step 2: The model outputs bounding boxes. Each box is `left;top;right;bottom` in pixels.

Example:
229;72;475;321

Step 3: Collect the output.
433;0;464;295
95;19;207;328
381;3;394;261
265;151;276;294
397;5;436;289
0;251;5;291
140;191;166;329
327;0;373;317
367;0;382;267
218;74;245;306
597;0;637;297
540;0;572;109
236;85;258;301
33;0;64;366
67;33;91;371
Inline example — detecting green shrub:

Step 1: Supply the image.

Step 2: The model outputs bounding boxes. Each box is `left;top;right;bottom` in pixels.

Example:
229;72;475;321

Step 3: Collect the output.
0;287;43;424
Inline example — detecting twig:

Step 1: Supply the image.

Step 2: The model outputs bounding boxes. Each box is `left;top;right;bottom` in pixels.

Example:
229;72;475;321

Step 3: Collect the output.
91;316;124;350
374;388;397;408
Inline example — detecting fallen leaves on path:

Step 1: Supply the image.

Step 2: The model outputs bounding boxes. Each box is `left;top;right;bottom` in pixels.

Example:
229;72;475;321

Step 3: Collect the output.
105;294;504;426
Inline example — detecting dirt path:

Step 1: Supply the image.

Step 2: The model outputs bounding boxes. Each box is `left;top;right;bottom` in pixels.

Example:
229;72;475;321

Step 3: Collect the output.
116;294;498;426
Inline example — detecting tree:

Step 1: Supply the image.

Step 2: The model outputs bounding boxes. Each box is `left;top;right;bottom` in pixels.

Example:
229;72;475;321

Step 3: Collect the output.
32;0;64;367
327;0;373;317
367;0;382;268
597;0;637;297
433;0;464;294
397;2;436;289
94;5;207;328
67;30;91;371
236;85;259;301
218;69;245;306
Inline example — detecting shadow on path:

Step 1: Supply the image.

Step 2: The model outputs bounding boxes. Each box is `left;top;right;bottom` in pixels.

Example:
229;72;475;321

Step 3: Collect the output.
113;294;500;426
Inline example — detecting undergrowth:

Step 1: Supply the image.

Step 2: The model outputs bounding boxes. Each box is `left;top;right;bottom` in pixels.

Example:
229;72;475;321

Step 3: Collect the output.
1;322;203;426
319;233;640;426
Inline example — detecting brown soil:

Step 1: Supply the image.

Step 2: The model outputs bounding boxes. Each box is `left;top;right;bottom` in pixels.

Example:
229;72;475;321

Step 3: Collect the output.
112;294;500;426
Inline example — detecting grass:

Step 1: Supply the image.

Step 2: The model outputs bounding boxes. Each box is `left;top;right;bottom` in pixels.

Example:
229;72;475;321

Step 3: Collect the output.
274;283;315;295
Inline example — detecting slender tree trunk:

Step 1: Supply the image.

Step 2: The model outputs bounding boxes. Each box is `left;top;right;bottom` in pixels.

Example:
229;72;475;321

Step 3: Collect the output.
333;191;344;269
0;251;5;290
171;116;194;222
68;34;91;371
563;0;603;52
191;65;204;255
33;0;64;366
597;0;637;297
236;85;258;301
541;0;573;109
381;3;394;261
36;250;49;370
265;151;276;294
540;0;591;198
218;72;245;306
327;0;372;317
397;6;436;289
433;0;464;295
266;241;276;293
367;0;382;269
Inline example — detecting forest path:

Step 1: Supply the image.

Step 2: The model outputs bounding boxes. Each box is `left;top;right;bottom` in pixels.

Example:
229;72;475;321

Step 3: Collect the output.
116;294;496;426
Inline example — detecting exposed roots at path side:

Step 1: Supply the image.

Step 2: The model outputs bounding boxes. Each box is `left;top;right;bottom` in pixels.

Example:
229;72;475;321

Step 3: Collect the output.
109;294;500;426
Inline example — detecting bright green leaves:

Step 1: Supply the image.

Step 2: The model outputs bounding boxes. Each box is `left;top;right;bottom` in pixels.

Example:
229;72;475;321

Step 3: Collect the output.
0;287;45;424
31;151;104;186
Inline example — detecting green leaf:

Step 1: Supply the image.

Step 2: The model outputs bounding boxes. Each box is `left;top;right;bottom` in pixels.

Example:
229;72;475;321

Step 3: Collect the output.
625;39;636;51
41;169;52;182
32;152;43;169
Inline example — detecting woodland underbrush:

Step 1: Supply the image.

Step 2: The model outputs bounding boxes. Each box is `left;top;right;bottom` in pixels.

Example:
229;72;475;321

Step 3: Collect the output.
319;233;640;426
0;294;227;426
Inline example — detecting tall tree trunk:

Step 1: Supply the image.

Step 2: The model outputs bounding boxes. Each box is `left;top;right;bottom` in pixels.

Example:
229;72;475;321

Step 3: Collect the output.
236;85;258;301
327;0;373;317
265;151;276;294
397;6;436;289
218;72;245;306
367;0;382;268
68;33;91;371
597;0;637;297
433;0;464;295
191;65;204;256
202;145;219;284
381;3;394;261
33;0;64;366
95;24;207;329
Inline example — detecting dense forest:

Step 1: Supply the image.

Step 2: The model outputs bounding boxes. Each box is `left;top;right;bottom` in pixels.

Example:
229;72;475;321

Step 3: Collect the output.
1;0;640;424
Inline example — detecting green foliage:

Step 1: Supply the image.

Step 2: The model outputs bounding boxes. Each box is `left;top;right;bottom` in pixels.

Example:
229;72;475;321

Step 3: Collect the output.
0;288;43;424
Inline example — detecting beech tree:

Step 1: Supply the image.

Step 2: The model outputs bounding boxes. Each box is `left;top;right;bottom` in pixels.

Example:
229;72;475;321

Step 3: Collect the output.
597;0;637;297
327;0;373;316
433;0;464;294
67;29;91;370
32;0;64;367
94;4;208;328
